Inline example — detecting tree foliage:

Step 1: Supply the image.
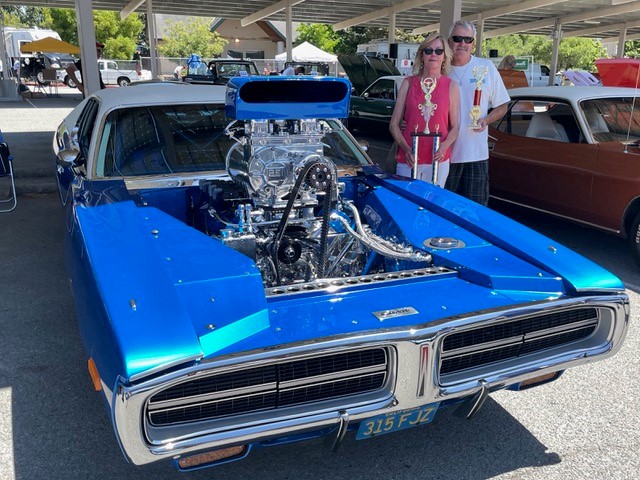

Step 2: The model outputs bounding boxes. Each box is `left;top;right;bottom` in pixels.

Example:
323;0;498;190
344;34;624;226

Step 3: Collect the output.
621;40;640;58
296;23;339;52
0;6;45;27
483;34;606;71
158;17;227;58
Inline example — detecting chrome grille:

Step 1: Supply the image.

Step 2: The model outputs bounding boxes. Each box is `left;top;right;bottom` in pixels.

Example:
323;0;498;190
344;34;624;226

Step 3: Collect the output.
440;308;599;379
147;348;389;426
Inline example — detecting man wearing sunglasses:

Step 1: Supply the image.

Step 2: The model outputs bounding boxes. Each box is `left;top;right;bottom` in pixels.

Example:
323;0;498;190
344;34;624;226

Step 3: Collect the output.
445;20;510;206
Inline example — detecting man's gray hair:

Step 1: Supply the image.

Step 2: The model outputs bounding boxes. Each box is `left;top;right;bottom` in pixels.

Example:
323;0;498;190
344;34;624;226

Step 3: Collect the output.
448;20;476;38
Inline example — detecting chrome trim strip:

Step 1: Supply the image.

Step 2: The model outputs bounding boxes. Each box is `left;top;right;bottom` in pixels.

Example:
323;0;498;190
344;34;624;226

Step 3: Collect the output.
524;319;597;340
441;336;522;357
112;295;628;466
266;267;455;297
147;383;277;411
279;365;387;389
490;195;621;234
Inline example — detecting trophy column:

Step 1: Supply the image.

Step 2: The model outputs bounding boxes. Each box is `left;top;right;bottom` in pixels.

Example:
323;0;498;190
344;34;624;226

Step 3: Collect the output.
411;76;442;185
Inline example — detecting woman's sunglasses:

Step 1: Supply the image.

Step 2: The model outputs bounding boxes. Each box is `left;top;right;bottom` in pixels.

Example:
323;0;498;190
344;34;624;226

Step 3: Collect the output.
423;48;444;55
451;35;474;44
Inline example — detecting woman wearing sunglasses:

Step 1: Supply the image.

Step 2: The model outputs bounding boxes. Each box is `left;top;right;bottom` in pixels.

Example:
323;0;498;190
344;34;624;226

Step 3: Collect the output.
389;33;460;187
444;20;510;206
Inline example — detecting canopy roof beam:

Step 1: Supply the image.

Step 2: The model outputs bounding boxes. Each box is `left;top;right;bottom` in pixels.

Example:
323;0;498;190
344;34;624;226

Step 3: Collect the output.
241;0;306;27
413;0;569;35
120;0;145;19
563;19;640;38
332;0;437;31
486;0;640;37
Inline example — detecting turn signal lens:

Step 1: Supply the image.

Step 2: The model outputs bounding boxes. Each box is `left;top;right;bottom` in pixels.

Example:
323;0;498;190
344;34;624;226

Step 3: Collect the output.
519;372;560;390
87;358;102;391
177;446;247;470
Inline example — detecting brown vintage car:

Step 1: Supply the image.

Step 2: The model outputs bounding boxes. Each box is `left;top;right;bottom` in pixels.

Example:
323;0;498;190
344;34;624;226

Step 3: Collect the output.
489;86;640;263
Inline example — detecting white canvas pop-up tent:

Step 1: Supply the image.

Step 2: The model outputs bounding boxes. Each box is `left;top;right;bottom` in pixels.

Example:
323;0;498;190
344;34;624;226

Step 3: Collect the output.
275;42;337;63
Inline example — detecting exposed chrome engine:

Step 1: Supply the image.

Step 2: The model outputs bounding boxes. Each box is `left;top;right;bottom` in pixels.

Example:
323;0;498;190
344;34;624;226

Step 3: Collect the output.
199;118;431;288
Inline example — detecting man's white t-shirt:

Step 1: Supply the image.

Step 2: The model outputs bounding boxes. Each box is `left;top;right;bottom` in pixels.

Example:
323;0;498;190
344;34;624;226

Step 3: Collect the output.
282;66;295;75
447;56;510;164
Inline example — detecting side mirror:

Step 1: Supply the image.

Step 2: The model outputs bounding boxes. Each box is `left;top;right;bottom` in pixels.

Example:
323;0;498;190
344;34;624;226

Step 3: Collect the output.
56;147;80;167
363;92;370;99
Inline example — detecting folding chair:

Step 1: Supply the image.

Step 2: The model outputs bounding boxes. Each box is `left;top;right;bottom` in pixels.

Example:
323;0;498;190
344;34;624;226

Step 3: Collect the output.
0;134;17;212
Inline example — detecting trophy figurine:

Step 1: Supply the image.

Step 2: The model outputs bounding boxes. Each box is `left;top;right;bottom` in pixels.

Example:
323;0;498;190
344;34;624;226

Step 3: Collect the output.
418;77;437;134
469;66;489;129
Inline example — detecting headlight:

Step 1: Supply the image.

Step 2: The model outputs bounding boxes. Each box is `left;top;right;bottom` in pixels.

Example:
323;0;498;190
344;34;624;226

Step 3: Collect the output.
50;63;60;69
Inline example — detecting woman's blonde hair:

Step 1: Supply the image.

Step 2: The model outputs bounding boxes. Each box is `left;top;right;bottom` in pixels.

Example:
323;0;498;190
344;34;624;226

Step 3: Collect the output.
413;33;452;76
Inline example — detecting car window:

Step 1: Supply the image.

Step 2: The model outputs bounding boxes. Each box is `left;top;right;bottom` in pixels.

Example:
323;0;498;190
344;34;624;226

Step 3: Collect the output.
108;61;118;70
76;98;100;159
98;104;231;177
580;97;640;143
365;79;395;100
496;99;580;143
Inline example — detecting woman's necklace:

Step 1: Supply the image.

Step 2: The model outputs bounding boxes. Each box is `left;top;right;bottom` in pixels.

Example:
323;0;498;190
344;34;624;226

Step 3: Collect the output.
451;61;472;86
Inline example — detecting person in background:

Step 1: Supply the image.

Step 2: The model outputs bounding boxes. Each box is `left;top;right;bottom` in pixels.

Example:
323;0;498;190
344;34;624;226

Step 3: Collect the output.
282;64;296;75
66;45;106;96
294;66;305;75
389;33;460;187
173;63;184;80
498;55;516;70
444;20;510;206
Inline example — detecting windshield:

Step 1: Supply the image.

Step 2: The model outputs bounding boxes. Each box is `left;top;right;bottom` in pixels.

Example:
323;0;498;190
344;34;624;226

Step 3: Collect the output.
581;97;640;143
95;105;370;178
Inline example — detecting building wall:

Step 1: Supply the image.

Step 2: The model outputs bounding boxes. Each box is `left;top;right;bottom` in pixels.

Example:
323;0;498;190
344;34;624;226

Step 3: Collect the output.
216;20;280;59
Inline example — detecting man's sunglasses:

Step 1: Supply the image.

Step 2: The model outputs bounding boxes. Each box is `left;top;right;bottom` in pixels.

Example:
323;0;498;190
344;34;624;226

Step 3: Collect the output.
424;48;444;55
451;35;474;44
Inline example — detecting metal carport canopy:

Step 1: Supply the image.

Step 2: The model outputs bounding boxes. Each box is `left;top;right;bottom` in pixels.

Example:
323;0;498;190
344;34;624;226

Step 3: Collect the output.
3;0;640;94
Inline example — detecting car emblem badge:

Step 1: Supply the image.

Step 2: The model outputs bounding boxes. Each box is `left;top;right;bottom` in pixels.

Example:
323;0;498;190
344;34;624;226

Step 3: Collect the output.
373;307;418;320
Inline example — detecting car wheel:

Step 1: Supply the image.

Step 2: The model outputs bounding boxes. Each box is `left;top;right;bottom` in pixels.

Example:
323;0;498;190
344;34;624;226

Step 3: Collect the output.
118;77;131;87
65;75;77;89
629;212;640;265
36;70;51;86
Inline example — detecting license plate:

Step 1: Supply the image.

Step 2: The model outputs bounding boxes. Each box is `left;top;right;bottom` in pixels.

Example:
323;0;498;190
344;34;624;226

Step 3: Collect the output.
356;402;440;440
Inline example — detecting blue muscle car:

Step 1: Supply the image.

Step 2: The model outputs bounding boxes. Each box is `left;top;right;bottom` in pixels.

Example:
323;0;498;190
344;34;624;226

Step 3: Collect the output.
54;76;629;472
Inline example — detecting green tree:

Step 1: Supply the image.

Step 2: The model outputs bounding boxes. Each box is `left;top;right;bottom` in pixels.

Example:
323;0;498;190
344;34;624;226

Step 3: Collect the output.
296;23;339;52
43;8;77;43
43;8;144;59
103;35;137;60
625;40;640;58
484;34;605;71
0;6;45;27
158;17;226;58
333;26;389;54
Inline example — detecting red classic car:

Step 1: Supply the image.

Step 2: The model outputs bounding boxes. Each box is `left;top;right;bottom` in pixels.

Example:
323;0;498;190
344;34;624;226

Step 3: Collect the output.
489;86;640;263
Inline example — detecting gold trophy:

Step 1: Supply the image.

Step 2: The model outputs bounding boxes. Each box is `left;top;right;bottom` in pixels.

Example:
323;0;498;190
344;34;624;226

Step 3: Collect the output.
469;66;489;129
417;77;437;134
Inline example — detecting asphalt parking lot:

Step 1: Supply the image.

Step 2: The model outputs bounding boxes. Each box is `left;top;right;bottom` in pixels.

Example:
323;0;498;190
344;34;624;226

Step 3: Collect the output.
0;89;638;480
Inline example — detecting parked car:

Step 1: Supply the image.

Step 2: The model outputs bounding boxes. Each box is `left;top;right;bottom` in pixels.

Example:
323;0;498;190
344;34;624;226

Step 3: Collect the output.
53;78;628;472
66;59;152;87
339;53;404;133
347;75;404;132
489;86;640;262
183;59;259;85
283;61;330;76
18;51;75;85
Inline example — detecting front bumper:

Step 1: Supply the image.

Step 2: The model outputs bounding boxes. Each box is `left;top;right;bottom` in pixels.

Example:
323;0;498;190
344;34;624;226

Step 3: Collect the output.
113;294;629;466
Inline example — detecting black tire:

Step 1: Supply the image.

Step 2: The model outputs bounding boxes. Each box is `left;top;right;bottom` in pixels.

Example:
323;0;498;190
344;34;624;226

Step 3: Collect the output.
36;70;51;86
65;75;77;89
117;77;130;87
629;212;640;265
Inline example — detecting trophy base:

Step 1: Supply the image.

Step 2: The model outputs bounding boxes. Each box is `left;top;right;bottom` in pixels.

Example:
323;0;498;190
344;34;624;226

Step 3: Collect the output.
468;124;483;130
